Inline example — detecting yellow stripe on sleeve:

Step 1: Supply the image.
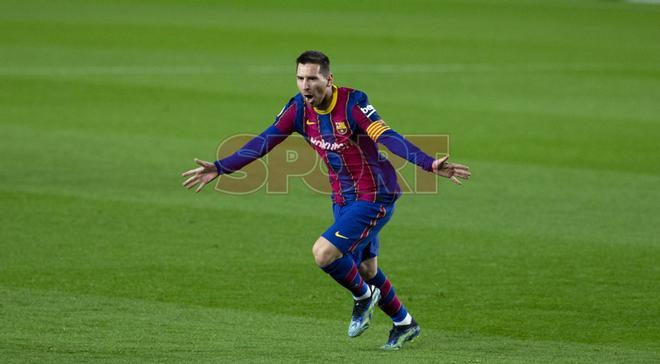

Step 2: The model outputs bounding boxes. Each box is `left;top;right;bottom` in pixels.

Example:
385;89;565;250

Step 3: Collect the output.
368;124;386;138
365;122;380;134
366;121;391;140
371;126;391;140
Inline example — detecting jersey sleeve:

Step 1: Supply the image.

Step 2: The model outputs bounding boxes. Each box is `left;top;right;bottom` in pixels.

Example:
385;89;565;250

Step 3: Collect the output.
213;99;298;175
351;91;435;172
272;97;299;134
213;125;289;175
377;129;435;172
350;90;382;135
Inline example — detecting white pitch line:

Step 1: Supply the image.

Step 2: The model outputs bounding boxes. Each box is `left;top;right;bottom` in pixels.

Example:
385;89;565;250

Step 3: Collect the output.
0;63;659;76
337;63;660;74
0;65;217;76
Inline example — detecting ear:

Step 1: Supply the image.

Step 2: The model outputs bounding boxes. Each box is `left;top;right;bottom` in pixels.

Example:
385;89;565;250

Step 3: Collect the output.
327;73;333;87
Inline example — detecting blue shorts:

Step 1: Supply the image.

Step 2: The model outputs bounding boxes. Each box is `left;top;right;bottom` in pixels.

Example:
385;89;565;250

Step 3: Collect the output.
321;200;396;264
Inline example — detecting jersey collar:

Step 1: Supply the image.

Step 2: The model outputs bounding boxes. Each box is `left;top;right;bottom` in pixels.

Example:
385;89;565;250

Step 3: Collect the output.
313;85;338;115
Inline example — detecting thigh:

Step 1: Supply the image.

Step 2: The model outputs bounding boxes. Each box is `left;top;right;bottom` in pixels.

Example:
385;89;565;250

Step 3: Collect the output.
321;201;395;257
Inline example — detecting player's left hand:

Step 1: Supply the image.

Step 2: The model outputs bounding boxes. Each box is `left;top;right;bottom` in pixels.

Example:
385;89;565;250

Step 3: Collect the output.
432;155;471;185
181;158;219;192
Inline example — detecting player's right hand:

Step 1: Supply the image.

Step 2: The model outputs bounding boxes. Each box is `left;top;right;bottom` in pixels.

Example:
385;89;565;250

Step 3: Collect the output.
181;158;219;193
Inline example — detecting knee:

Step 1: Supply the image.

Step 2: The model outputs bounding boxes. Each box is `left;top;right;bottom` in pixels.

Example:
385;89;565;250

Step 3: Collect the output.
359;259;378;280
312;237;342;267
360;263;378;280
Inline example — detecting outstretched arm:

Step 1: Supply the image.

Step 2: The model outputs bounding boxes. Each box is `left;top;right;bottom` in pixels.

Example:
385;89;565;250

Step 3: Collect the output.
183;96;300;192
213;125;288;175
375;124;471;185
351;91;470;185
181;124;290;192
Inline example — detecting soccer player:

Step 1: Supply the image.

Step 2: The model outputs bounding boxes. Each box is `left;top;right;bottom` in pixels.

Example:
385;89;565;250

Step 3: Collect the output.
182;51;470;350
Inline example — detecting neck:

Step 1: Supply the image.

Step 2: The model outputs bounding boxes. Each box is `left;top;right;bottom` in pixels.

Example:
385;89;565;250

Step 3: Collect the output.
317;86;334;109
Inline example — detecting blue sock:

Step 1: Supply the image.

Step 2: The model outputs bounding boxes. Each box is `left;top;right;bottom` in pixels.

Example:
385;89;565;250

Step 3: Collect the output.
367;268;409;323
321;255;369;297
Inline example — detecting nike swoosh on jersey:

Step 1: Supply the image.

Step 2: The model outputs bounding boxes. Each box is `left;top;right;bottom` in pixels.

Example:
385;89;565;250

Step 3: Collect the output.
335;231;349;239
306;120;316;125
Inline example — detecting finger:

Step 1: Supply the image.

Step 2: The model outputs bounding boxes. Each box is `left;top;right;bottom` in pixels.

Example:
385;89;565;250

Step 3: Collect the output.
453;164;470;170
194;158;212;167
450;176;462;185
433;155;450;171
195;180;208;193
182;174;199;187
436;169;451;178
182;167;203;177
184;176;200;189
454;169;471;178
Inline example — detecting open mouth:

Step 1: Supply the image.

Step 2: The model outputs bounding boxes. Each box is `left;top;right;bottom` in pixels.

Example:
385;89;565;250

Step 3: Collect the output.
303;94;314;102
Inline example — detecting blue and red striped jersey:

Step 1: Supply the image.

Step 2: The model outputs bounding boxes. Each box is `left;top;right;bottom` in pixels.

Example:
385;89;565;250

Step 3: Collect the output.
215;85;435;205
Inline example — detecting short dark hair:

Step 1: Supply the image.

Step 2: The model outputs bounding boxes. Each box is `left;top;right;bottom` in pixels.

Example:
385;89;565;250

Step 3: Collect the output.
296;50;331;76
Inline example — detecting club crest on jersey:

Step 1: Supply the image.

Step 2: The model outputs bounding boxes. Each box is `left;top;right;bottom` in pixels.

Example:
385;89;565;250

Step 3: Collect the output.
334;121;348;135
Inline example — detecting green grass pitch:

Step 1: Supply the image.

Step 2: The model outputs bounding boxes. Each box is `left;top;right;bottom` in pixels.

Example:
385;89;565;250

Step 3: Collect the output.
1;0;659;362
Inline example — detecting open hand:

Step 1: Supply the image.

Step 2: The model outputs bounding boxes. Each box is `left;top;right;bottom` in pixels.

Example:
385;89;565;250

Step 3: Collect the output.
432;155;471;185
181;158;219;192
